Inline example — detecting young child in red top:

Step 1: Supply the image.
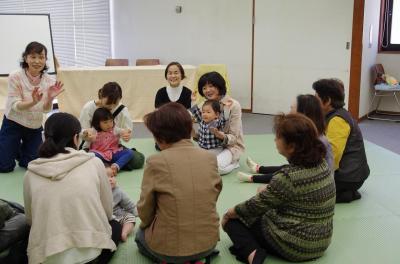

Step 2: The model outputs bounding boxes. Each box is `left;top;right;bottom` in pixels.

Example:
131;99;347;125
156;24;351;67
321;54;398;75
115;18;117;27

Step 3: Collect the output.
87;108;133;175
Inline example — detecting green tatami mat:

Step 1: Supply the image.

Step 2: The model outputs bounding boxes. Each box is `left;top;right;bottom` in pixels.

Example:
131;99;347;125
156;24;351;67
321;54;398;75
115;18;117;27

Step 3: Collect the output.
1;134;400;263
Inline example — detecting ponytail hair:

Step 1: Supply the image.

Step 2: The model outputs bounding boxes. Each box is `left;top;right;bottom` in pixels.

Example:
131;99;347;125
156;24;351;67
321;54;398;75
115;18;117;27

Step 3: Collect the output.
39;112;82;158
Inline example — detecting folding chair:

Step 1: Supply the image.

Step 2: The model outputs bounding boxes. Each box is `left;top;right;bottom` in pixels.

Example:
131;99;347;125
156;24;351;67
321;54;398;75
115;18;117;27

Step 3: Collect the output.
135;59;160;66
367;64;400;121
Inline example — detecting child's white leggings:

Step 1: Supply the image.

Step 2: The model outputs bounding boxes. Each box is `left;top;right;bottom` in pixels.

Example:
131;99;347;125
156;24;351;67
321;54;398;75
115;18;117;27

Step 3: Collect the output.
216;149;239;175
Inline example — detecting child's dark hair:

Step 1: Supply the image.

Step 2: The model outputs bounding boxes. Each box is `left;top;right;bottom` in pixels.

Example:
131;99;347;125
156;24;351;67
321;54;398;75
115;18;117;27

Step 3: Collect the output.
273;113;326;168
165;62;186;79
98;82;122;105
91;108;114;132
312;78;345;109
296;94;325;135
20;41;48;74
202;100;221;114
39;112;81;158
198;71;227;97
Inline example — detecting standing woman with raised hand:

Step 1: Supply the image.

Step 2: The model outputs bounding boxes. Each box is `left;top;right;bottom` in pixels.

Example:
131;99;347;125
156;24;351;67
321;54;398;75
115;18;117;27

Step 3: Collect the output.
190;71;245;175
0;41;63;172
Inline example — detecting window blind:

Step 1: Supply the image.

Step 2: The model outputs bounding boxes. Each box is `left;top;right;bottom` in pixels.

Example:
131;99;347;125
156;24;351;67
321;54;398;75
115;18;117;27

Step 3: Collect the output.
0;0;111;67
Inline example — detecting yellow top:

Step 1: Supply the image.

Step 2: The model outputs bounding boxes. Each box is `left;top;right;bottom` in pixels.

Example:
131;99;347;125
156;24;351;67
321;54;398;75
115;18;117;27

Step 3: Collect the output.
326;116;351;170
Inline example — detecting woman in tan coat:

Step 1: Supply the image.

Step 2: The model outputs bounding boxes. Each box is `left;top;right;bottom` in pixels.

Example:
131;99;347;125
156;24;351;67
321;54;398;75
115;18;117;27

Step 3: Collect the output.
23;113;120;264
136;102;222;263
190;71;245;175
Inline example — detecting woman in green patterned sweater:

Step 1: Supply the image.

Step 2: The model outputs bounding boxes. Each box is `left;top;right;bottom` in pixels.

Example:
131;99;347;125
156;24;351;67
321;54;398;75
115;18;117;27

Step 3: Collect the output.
222;113;336;264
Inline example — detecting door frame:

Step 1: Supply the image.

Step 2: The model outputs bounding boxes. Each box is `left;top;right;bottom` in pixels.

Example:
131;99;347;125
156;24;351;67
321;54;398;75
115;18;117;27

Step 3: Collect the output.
348;0;364;119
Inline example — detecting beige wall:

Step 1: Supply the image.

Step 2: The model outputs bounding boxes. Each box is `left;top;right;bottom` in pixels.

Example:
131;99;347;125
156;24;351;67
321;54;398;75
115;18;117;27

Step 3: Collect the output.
112;0;392;116
252;0;353;114
112;0;253;109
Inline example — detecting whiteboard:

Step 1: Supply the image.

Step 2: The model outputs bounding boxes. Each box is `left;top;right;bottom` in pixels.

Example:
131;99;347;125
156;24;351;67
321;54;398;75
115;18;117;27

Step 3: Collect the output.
0;13;55;76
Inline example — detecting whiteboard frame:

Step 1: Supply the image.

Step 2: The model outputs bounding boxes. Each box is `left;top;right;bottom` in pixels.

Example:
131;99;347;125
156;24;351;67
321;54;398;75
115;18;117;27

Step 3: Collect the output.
0;13;56;76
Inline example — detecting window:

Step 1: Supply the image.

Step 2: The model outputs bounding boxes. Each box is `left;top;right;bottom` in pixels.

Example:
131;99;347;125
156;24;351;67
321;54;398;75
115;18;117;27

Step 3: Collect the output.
0;0;111;66
380;0;400;51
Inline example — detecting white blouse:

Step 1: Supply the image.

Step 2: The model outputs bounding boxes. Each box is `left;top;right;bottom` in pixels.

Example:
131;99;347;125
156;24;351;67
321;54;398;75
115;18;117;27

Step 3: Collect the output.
166;85;183;102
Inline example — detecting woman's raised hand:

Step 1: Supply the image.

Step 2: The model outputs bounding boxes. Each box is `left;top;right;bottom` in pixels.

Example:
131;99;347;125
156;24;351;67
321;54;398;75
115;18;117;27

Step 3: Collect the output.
48;81;64;99
31;87;43;104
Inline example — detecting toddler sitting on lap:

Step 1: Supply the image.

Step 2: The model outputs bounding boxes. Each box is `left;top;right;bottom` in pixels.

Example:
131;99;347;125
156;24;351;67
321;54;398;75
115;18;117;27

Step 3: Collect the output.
191;100;225;155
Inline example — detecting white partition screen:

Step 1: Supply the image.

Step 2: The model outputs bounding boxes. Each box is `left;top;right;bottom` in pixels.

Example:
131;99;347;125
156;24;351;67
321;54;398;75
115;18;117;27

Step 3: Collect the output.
0;14;55;76
252;0;353;114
